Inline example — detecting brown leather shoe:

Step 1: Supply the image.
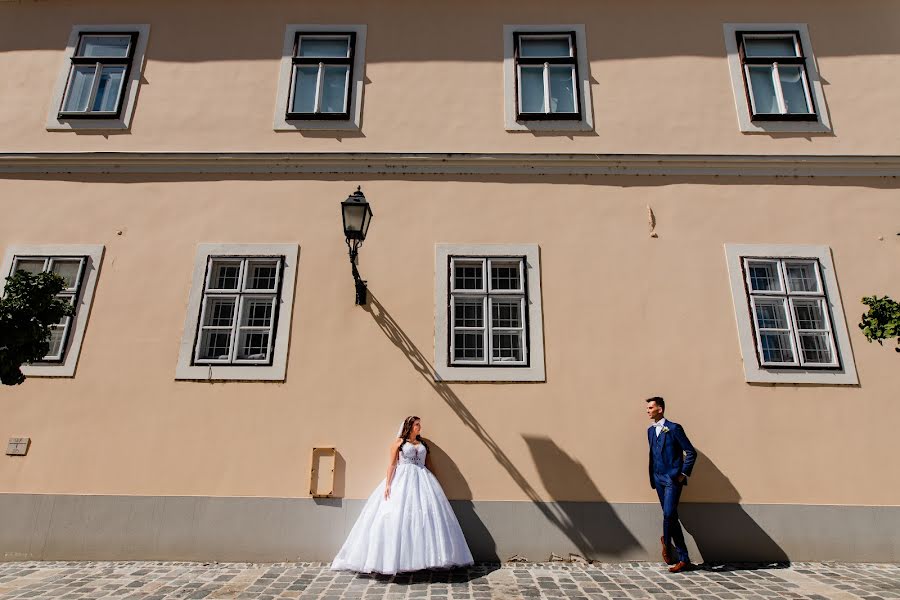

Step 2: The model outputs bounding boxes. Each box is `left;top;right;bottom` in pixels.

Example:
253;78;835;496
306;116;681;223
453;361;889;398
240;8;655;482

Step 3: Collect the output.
668;561;690;573
660;537;674;565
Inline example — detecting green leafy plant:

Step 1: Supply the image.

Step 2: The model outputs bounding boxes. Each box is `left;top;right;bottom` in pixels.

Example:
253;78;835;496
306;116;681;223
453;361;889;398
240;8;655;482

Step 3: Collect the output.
859;295;900;353
0;270;75;385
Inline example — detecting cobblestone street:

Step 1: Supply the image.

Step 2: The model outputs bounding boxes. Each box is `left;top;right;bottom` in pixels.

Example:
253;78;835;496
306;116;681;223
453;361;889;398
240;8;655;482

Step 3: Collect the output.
0;561;896;600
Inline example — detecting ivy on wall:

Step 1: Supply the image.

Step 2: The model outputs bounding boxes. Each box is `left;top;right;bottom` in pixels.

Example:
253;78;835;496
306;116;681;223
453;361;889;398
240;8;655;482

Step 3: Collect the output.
859;295;900;354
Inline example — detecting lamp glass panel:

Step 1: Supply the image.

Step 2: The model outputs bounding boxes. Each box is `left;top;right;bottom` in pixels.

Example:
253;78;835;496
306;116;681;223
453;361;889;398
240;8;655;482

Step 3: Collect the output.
343;203;366;233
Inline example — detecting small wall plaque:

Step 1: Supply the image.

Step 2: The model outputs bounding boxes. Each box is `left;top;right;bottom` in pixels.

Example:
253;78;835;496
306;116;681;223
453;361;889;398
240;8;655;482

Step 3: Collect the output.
310;447;336;498
6;438;30;456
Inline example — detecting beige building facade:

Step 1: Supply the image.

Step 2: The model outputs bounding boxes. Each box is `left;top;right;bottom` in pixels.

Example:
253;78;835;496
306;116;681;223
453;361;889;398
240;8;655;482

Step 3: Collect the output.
1;0;898;563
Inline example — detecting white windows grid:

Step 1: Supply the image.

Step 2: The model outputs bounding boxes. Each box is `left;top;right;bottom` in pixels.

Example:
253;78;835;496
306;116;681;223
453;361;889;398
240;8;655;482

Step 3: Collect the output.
59;32;137;118
739;32;815;120
193;257;284;366
449;257;529;367
9;256;87;362
514;32;580;119
288;33;355;119
743;257;839;368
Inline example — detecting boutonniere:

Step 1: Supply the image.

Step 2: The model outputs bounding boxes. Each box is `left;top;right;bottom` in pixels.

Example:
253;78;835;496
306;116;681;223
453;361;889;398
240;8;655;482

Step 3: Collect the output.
662;426;670;434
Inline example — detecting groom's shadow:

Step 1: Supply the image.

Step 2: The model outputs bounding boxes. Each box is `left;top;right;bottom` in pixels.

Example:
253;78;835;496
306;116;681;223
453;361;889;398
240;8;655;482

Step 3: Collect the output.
680;450;790;569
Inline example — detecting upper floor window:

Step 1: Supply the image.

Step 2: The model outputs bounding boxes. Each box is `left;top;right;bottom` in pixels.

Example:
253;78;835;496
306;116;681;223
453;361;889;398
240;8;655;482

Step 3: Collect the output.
738;32;815;121
59;33;137;118
46;25;150;132
503;25;594;133
176;244;299;381
724;244;857;385
723;23;831;134
0;244;105;377
288;33;355;119
515;33;580;120
274;25;367;132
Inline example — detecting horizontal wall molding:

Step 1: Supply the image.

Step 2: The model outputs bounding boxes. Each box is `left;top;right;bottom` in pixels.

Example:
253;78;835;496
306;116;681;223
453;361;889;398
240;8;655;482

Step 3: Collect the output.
2;152;900;177
1;494;898;563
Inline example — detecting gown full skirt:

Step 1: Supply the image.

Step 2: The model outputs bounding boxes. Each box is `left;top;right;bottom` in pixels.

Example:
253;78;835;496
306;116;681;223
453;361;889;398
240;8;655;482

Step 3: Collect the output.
331;443;474;575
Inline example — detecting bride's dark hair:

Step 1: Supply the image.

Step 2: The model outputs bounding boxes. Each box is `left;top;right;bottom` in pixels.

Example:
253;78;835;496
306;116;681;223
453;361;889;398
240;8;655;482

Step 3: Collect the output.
398;415;428;454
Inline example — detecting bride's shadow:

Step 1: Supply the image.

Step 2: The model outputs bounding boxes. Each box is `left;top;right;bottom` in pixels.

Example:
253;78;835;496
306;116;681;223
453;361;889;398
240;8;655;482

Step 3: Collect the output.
424;438;499;562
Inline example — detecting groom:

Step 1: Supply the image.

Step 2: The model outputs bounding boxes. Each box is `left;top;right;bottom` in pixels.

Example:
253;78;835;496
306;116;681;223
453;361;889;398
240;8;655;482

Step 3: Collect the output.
646;396;696;573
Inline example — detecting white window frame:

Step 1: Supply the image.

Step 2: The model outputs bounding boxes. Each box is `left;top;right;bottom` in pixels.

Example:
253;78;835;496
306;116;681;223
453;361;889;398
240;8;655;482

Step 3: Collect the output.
274;25;366;132
193;258;282;366
176;244;299;381
725;244;857;385
723;23;831;134
435;244;545;382
514;33;580;119
449;257;529;367
46;24;150;132
0;244;105;377
503;25;594;132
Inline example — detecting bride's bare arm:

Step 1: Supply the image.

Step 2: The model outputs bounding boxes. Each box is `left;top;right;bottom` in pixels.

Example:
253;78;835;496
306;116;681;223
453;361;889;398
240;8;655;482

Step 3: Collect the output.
384;439;403;499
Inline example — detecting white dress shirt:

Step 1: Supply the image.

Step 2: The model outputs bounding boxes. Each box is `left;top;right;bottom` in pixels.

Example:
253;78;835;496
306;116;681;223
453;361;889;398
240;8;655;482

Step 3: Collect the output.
653;417;667;437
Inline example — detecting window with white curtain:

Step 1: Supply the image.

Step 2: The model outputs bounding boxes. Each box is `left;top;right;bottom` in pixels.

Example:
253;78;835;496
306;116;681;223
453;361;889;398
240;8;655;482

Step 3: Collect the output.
9;256;87;362
449;256;529;366
514;32;580;119
59;32;138;118
193;257;284;365
287;33;355;119
738;31;816;120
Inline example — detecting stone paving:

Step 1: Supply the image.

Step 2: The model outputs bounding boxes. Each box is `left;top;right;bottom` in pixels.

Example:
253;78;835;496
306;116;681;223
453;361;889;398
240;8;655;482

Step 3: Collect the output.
0;561;897;600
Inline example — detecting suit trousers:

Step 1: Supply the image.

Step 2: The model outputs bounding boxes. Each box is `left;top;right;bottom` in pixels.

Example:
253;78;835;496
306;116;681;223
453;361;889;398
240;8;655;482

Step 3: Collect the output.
655;475;690;563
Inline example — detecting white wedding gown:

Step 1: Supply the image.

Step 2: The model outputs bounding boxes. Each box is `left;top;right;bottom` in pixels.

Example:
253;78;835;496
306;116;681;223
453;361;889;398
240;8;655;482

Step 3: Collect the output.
331;441;474;574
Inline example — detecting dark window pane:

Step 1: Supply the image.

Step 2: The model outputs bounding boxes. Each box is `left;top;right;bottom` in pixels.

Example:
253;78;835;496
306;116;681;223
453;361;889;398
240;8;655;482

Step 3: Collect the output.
454;263;483;290
200;331;232;360
491;264;520;290
492;333;523;361
453;332;484;360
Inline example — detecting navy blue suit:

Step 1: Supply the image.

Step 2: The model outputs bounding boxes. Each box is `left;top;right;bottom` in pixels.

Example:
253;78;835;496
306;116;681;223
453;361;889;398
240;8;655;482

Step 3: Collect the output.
648;419;696;563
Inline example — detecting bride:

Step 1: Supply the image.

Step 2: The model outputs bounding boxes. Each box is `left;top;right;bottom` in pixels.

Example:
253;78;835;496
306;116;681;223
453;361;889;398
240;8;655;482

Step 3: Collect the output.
331;416;474;574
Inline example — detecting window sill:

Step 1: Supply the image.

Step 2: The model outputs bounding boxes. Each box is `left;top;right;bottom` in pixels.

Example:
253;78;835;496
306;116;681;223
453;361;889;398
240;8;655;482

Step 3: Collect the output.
175;363;287;382
47;118;131;132
744;367;858;385
434;364;545;383
506;119;594;133
274;119;360;132
739;119;832;134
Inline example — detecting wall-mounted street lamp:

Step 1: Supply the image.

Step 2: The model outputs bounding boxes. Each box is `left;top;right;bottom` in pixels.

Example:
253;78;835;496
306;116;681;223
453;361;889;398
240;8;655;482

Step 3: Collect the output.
341;186;374;305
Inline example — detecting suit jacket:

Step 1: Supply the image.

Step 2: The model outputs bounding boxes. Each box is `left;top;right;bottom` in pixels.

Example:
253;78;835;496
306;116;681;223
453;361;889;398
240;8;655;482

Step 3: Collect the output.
648;420;697;489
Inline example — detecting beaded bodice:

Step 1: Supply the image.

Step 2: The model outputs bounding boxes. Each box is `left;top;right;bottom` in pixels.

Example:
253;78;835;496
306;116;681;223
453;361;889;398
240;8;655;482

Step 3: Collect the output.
398;441;427;467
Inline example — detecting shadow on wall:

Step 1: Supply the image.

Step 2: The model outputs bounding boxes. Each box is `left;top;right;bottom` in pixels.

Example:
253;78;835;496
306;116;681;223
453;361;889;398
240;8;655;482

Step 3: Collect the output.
522;435;641;558
681;450;789;566
363;292;639;561
423;438;498;562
